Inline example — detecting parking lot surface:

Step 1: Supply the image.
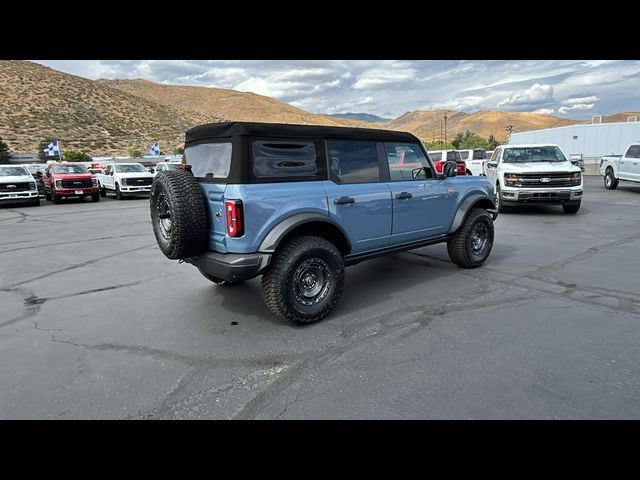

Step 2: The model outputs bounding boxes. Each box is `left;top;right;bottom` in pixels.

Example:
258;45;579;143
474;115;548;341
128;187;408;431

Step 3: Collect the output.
1;176;639;419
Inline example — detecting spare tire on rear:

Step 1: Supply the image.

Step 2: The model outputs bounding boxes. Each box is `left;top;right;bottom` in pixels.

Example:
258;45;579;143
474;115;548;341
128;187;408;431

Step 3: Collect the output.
150;170;208;260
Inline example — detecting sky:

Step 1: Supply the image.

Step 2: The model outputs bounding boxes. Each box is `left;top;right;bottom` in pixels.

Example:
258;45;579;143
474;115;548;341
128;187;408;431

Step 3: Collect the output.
33;60;640;119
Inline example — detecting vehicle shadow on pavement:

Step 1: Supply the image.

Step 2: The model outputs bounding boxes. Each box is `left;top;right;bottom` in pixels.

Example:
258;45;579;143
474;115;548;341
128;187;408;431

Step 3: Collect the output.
504;205;590;216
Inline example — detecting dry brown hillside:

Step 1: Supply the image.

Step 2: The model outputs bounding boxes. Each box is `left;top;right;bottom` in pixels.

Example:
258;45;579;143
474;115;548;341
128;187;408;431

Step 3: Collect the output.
0;61;215;155
382;109;577;143
99;78;364;127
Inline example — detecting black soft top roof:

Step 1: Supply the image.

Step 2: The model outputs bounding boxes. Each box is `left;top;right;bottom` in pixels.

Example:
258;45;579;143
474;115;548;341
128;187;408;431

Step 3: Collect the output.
185;121;418;145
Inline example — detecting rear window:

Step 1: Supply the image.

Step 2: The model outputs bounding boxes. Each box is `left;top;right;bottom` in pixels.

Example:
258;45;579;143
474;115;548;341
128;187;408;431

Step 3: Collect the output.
459;151;470;160
446;151;461;161
252;141;317;178
473;149;487;160
185;143;232;179
429;152;442;161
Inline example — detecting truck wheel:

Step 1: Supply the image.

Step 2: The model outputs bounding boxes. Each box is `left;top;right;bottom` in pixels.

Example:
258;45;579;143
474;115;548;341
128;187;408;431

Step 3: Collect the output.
262;235;344;325
45;191;51;201
604;169;618;190
53;195;61;205
150;170;208;260
91;193;100;202
115;184;123;200
100;184;106;197
199;269;242;286
32;198;41;207
563;202;581;214
495;183;510;213
466;169;472;176
447;208;494;268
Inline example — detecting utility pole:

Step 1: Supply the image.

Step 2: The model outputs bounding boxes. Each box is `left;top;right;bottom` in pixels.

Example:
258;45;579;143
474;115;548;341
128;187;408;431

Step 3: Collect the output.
444;112;448;147
506;124;513;143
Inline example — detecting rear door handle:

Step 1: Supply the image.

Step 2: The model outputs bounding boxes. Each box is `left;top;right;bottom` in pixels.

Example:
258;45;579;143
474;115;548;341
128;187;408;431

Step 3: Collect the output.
334;196;355;205
395;192;413;200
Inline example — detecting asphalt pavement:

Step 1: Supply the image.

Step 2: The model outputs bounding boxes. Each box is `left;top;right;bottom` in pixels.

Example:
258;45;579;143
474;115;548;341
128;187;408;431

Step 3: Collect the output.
1;176;639;419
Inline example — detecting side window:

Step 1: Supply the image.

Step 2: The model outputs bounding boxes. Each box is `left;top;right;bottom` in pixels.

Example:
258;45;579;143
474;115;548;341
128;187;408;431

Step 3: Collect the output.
447;151;461;161
430;152;442;162
459;151;470;160
327;140;380;184
626;145;640;158
384;142;434;181
252;141;317;178
491;149;501;162
105;165;112;175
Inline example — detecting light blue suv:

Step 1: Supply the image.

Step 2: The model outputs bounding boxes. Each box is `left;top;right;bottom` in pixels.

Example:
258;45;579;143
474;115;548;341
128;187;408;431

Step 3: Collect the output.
150;122;498;324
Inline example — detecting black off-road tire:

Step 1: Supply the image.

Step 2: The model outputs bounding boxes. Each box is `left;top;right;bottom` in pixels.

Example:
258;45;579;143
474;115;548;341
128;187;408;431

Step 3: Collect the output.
563;202;581;214
447;208;494;268
604;168;618;190
496;183;510;213
150;170;208;260
91;193;100;202
261;235;344;325
198;269;242;286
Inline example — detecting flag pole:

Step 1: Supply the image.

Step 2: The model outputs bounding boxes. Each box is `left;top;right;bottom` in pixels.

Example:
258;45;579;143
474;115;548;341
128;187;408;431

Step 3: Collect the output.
58;141;62;162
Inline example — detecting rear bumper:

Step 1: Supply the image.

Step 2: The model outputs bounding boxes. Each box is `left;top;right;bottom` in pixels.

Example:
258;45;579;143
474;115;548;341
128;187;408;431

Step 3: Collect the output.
184;251;272;283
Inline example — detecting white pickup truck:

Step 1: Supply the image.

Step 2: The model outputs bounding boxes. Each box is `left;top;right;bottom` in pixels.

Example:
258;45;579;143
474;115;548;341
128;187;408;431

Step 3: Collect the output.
96;162;154;200
0;165;40;206
600;144;640;189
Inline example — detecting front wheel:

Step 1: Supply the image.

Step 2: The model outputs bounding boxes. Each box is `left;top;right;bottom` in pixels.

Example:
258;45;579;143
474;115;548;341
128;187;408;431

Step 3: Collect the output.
45;191;52;201
100;184;107;197
604;169;618;190
52;195;61;205
563;202;581;214
262;235;344;325
447;208;494;268
115;184;123;200
495;183;510;213
91;193;100;202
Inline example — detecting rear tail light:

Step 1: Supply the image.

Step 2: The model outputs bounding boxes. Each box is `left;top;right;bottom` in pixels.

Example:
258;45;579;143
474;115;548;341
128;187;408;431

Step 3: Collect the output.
225;200;244;237
434;161;444;173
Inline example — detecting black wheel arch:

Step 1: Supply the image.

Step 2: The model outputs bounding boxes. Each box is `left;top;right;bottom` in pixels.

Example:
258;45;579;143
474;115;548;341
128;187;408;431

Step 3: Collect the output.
258;213;351;256
449;193;496;234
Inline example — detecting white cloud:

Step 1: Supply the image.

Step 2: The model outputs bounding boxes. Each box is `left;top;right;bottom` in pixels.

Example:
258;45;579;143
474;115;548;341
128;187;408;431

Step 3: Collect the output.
352;62;417;90
534;108;556;115
562;95;599;105
559;103;595;114
498;83;554;108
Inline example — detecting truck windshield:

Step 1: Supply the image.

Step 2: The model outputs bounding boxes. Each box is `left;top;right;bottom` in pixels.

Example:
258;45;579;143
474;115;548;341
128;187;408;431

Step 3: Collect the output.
503;146;566;163
116;164;147;173
53;164;89;174
0;166;29;176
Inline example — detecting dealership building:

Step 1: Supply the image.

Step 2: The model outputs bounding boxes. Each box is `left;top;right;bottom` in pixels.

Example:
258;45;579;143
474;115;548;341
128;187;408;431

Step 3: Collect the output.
509;119;640;174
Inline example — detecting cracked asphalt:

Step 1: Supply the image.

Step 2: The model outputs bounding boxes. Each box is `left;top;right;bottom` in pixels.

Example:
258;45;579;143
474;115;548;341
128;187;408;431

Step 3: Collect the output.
1;176;639;419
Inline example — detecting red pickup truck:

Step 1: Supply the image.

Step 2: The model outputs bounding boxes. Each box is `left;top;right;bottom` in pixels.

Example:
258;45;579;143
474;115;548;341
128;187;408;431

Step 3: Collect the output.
43;163;100;204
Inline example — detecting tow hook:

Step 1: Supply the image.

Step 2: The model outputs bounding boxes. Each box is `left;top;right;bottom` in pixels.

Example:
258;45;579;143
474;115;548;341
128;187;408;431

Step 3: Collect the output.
486;208;499;221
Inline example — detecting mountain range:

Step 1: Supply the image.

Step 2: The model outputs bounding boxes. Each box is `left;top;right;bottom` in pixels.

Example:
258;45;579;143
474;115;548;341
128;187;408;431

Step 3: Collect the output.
1;60;638;155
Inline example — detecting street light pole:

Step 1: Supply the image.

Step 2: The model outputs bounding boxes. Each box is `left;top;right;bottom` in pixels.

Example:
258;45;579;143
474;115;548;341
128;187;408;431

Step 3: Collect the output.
444;112;448;147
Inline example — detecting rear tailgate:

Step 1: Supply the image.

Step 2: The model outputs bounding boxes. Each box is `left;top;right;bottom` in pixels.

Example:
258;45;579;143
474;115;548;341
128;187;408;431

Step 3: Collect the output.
199;183;228;253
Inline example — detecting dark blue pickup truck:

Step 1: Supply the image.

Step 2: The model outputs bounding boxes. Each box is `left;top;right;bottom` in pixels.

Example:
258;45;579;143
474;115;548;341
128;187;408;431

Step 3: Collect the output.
150;122;498;324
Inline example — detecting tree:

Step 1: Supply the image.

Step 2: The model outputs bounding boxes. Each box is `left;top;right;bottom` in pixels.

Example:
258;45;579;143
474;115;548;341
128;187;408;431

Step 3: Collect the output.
487;135;500;150
173;147;184;155
38;137;61;161
0;137;9;164
62;150;93;162
128;149;143;158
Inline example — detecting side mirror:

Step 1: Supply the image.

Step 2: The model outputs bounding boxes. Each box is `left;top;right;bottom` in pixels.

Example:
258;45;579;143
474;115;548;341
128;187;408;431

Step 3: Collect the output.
487;161;498;169
443;160;457;178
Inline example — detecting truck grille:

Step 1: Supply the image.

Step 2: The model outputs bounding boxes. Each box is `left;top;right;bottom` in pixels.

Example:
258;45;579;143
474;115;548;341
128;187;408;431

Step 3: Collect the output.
514;173;576;188
0;182;32;191
61;179;93;188
127;177;153;186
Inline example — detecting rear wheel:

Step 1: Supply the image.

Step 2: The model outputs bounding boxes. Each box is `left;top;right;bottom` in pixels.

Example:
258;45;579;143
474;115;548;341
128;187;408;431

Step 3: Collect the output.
262;235;344;325
447;208;494;268
604;168;618;190
563;202;581;214
466;169;472;176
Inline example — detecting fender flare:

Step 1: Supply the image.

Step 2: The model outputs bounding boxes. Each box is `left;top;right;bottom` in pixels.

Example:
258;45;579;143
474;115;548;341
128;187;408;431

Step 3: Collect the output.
449;194;496;233
258;213;352;253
